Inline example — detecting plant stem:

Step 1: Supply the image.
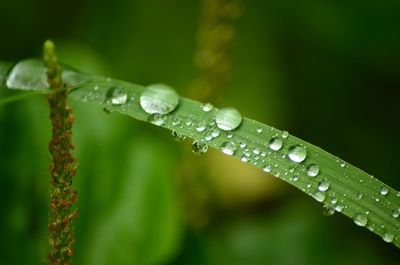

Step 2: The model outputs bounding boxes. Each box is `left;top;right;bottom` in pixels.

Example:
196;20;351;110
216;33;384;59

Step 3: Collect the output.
44;40;78;265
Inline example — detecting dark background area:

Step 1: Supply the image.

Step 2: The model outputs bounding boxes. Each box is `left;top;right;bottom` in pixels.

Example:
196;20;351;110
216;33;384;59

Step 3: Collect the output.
0;0;400;264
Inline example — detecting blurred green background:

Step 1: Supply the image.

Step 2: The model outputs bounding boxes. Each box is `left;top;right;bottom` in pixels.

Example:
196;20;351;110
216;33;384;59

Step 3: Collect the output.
1;0;400;264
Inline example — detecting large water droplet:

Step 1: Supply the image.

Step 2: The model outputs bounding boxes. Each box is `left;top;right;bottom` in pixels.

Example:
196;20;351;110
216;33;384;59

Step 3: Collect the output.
192;141;208;156
354;214;368;227
215;107;242;131
106;86;128;105
172;131;186;142
288;145;307;163
220;142;236;156
313;191;326;202
380;187;389;196
202;102;214;112
382;232;394;243
140;83;179;114
318;180;330;192
6;59;48;90
306;164;320;177
268;137;283;151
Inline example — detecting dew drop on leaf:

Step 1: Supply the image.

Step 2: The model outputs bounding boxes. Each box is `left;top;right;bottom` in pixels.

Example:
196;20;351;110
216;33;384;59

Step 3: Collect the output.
172;117;182;126
392;207;400;218
196;121;207;132
354;214;368;227
172;131;186;142
215;107;242;131
306;164;320;177
281;131;289;139
268;137;283;151
322;205;335;216
148;113;166;126
202;102;214;112
288;145;307;163
262;165;271;173
211;129;220;138
318;180;330;192
256;127;263;133
379;187;389;196
106;86;128;105
382;233;394;243
313;191;326;202
192;141;208;156
220;141;236;156
140;83;179;114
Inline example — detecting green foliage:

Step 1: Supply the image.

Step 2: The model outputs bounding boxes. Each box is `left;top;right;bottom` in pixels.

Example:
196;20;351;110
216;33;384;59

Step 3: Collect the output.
1;58;399;249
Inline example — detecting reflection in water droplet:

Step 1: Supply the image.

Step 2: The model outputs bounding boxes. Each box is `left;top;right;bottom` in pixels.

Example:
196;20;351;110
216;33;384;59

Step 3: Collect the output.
318;180;330;192
323;205;335;216
148;113;166;126
306;164;320;177
192;141;208;156
313;191;326;202
354;214;368;227
220;142;236;156
382;233;394;243
268;137;283;151
215;107;242;131
288;145;307;163
140;83;179;114
202;102;214;112
380;187;389;196
172;131;186;142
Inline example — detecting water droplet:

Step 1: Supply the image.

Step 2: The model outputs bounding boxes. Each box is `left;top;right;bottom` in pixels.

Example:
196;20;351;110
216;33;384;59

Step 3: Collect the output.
268;137;283;151
380;187;389;196
106;86;128;105
392;208;400;218
172;131;186;142
306;164;320;177
220;142;236;156
172;117;182;126
226;131;233;139
382;232;394;243
288;145;307;163
253;148;261;155
192;141;208;156
262;165;271;173
331;196;338;204
281;131;289;139
335;204;344;212
318;180;330;192
205;134;213;141
256;127;263;133
356;192;364;200
148;113;166;126
211;129;220;138
241;156;249;163
215;107;242;131
140;83;179;114
290;175;299;182
340;161;346;168
354;214;368;227
93;86;99;91
202;102;214;112
313;191;326;202
239;142;246;148
196;121;207;132
323;205;335;216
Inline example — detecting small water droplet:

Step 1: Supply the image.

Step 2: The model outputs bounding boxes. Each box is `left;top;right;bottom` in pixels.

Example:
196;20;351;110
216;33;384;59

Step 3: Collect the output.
263;165;271;173
211;129;220;138
380;187;389;196
140;83;179;114
281;131;289;139
288;145;307;163
356;192;364;200
323;205;335;216
239;142;246;148
172;117;182;126
335;204;344;212
148;113;166;126
172;131;186;142
340;161;346;168
196;121;207;132
253;148;261;155
202;102;214;112
94;86;99;91
306;164;320;177
392;207;400;218
226;131;233;139
290;175;299;182
354;214;368;227
215;107;242;131
331;196;338;204
256;127;263;133
241;156;249;162
382;232;394;243
220;141;236;156
205;134;213;141
107;86;128;105
313;191;326;202
192;141;208;156
268;137;283;151
318;180;330;192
